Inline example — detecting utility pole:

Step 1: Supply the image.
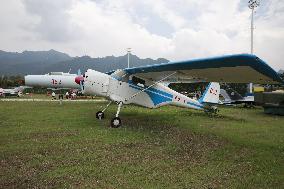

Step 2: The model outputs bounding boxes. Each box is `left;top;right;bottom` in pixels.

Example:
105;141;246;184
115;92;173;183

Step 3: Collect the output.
248;0;260;54
248;0;260;94
127;48;131;68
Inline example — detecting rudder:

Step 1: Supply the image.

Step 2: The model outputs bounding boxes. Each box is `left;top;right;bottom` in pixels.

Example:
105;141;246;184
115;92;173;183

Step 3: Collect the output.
199;82;220;104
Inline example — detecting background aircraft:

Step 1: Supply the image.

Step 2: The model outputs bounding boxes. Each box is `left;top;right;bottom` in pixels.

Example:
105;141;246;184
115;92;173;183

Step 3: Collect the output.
25;70;82;90
26;54;283;128
220;88;254;107
0;86;30;97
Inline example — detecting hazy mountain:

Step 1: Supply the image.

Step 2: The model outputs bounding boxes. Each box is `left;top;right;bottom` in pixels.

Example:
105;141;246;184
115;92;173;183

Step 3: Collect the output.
0;50;169;75
0;49;72;75
0;49;72;64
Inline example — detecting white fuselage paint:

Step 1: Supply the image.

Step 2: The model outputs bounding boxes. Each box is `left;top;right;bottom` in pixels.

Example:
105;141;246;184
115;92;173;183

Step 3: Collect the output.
25;74;80;89
83;69;205;110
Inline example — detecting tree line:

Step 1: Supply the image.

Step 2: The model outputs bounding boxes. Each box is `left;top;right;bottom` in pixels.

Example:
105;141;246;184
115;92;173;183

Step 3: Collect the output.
0;75;24;88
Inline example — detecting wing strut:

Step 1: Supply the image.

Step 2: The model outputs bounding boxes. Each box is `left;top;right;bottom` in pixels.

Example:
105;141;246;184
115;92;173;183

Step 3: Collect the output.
125;72;176;101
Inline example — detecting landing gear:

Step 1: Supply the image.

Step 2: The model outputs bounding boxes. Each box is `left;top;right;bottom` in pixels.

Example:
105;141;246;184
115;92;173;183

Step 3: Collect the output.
205;106;218;115
96;101;112;120
243;102;254;108
110;101;123;128
111;117;121;128
96;111;104;120
211;106;218;114
96;101;123;128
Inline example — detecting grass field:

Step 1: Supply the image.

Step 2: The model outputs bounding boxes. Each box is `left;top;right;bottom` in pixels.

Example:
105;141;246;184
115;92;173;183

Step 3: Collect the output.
0;101;283;188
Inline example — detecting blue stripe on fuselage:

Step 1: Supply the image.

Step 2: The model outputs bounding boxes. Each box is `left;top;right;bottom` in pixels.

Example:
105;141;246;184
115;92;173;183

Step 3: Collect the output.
128;83;172;106
128;81;173;98
128;82;204;109
187;101;204;109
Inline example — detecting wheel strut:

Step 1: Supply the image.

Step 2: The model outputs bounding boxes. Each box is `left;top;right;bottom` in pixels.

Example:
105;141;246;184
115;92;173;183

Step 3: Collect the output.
96;101;112;120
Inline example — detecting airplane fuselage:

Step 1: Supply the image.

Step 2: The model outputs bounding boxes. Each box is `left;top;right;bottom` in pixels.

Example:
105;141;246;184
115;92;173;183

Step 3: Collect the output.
83;69;205;110
25;73;80;89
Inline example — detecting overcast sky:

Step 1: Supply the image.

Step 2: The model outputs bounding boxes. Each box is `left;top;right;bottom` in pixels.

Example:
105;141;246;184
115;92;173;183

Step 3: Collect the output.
0;0;283;70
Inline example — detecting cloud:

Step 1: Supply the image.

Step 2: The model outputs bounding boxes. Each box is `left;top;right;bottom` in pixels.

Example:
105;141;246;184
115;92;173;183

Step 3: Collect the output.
67;0;173;58
0;0;283;70
23;0;80;42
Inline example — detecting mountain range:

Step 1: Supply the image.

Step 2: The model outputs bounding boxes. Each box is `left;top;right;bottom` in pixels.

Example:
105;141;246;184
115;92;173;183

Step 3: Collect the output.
0;49;169;75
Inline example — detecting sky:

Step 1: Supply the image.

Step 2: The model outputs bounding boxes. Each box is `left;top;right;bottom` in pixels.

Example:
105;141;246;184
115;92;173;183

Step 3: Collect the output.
0;0;283;70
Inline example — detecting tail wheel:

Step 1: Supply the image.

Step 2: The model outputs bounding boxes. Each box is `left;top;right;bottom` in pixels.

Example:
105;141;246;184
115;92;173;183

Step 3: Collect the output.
96;111;105;120
111;117;121;128
205;106;218;115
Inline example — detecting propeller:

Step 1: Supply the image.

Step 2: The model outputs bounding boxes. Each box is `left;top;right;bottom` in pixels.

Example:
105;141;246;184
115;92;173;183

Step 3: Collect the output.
75;69;84;91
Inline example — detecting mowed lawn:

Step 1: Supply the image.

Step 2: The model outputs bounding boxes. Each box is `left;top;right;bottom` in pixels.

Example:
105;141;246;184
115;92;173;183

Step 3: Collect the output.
0;101;283;188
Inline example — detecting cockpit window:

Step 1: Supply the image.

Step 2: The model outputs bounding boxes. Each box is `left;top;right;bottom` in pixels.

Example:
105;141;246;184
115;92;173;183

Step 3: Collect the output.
132;76;145;86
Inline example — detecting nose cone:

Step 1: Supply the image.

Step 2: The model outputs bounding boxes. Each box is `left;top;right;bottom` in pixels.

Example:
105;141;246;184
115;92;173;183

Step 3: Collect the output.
75;76;84;85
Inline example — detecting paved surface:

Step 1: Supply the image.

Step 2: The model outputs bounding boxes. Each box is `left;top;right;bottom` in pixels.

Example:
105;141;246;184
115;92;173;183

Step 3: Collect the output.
0;98;107;102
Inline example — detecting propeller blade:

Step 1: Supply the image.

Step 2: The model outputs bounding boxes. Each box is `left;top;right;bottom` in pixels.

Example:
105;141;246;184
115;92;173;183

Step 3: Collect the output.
80;81;84;91
75;69;84;91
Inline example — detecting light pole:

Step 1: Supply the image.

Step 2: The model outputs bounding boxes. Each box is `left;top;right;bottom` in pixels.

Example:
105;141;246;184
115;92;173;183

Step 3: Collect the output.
248;0;260;54
127;48;131;68
248;0;260;94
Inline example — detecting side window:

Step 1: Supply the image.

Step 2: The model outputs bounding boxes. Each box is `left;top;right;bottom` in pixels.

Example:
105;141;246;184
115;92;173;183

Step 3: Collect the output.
132;76;145;87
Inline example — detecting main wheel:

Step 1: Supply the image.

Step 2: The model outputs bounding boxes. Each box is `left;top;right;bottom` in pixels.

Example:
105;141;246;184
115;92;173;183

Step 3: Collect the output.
110;117;121;128
96;111;105;120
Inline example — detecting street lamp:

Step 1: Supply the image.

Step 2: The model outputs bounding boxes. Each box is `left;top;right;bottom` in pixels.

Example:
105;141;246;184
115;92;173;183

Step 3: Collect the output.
248;0;260;54
248;0;260;94
127;48;131;68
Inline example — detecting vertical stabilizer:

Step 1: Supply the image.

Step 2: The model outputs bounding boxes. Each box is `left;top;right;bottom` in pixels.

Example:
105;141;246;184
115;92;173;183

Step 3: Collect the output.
199;82;220;104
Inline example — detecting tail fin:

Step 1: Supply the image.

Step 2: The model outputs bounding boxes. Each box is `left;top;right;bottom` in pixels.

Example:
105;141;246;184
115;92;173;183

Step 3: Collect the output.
199;82;220;104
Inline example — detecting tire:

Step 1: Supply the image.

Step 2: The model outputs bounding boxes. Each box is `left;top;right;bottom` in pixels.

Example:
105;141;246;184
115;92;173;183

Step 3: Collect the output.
110;117;121;128
96;111;105;120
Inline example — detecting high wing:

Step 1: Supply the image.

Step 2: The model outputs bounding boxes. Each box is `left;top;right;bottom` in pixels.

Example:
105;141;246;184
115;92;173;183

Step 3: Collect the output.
122;54;283;84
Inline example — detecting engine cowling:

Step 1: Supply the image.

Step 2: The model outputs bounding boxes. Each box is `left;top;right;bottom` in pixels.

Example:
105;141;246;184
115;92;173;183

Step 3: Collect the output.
83;69;110;97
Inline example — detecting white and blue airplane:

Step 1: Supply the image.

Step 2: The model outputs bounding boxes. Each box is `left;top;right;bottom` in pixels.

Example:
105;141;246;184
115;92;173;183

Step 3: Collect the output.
71;54;283;128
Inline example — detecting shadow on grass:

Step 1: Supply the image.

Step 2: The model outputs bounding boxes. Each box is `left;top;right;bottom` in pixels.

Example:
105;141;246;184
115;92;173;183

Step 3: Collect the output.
120;106;247;126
